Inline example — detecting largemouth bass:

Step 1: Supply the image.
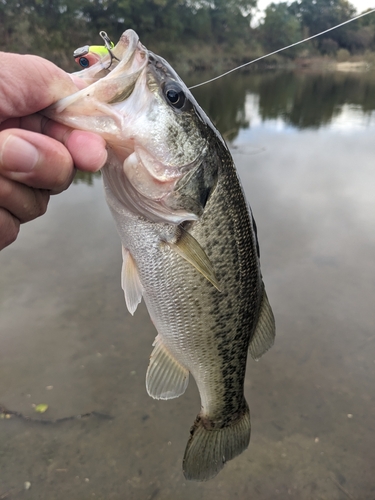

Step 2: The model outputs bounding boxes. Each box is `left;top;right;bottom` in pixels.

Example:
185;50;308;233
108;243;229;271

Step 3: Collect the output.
45;29;275;481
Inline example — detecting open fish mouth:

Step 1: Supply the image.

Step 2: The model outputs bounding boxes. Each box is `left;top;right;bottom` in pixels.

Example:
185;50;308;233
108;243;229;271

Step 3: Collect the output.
46;29;149;122
44;29;208;223
44;27;206;170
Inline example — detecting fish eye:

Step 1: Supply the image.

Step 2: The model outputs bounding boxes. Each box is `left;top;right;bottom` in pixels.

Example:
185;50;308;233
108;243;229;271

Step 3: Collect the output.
79;57;90;68
165;85;186;109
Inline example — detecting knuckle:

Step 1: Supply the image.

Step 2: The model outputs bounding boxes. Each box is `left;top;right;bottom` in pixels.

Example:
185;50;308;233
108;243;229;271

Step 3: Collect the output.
51;168;75;194
36;190;50;216
23;189;50;221
0;209;20;250
0;176;14;201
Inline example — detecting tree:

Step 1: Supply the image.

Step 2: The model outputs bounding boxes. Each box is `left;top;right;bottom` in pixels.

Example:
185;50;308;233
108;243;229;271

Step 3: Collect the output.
0;0;262;69
0;0;90;68
209;0;256;43
259;2;302;55
289;0;357;53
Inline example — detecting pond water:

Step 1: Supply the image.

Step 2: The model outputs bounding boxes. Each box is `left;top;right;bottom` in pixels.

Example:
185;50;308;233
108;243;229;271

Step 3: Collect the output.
0;69;374;499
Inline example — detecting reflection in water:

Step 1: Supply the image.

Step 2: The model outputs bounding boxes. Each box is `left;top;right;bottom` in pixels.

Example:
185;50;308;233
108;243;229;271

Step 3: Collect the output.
73;170;101;185
1;71;375;499
191;73;250;141
192;70;375;136
256;71;375;129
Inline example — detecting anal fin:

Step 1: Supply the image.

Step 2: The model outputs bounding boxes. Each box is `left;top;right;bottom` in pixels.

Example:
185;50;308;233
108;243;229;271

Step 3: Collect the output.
146;335;189;400
121;247;143;315
249;288;275;361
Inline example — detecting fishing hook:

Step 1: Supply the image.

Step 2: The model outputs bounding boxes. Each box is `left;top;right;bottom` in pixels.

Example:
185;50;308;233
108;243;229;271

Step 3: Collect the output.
99;30;120;69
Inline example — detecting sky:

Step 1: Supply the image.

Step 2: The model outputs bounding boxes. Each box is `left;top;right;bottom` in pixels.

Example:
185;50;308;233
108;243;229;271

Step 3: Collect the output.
253;0;375;26
257;0;375;14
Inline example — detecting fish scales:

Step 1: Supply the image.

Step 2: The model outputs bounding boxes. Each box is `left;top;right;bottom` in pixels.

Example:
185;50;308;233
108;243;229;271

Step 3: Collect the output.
45;28;275;481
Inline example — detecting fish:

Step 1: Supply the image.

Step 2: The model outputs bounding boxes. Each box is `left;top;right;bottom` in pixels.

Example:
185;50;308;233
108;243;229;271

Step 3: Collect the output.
44;29;276;481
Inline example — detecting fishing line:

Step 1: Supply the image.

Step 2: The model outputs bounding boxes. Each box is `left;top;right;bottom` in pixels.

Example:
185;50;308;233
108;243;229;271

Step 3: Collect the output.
189;8;375;89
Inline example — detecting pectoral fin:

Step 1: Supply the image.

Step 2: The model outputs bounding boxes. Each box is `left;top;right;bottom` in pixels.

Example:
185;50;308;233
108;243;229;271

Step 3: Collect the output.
146;335;189;400
121;247;143;315
249;289;275;360
167;227;221;291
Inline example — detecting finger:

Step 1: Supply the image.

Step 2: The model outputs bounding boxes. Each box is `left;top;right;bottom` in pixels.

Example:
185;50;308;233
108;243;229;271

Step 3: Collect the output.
0;129;75;193
0;207;20;251
0;116;108;172
69;74;90;90
0;53;79;120
0;174;49;223
42;119;108;171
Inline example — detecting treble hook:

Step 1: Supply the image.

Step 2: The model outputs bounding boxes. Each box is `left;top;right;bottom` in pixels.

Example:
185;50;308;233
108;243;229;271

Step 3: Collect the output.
73;31;120;70
99;31;120;68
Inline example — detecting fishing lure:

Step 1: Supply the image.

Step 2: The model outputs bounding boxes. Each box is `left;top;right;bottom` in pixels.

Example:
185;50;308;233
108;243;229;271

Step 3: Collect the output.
73;31;116;68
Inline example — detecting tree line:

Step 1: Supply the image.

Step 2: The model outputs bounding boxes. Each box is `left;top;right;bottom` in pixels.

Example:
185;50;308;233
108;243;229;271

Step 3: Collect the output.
1;0;375;71
260;0;375;57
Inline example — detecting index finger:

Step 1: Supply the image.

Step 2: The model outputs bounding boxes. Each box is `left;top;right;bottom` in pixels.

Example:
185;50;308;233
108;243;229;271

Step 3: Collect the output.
0;53;79;121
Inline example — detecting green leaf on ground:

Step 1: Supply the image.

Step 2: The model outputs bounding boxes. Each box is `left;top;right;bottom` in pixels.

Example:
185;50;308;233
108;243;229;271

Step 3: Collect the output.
35;404;48;413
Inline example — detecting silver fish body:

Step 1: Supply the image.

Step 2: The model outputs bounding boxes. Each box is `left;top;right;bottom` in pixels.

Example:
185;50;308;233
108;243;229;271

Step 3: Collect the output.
45;29;275;481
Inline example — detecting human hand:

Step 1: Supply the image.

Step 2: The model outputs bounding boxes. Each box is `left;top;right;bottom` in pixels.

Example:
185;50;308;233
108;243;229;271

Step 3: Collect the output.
0;53;108;250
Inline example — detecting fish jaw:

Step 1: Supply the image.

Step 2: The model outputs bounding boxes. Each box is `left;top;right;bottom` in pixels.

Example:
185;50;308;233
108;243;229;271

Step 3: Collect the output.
71;29;143;85
43;29;149;137
44;32;210;224
102;150;200;224
44;29;206;169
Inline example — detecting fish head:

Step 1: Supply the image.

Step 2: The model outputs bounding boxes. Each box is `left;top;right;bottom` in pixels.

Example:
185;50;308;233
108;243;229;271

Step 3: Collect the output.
45;29;218;223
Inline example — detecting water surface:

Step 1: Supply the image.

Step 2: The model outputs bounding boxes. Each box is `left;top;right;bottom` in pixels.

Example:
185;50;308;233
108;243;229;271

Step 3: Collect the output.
0;70;374;499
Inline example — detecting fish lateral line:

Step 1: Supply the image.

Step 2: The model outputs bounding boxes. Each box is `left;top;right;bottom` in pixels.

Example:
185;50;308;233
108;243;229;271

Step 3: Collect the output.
189;8;375;89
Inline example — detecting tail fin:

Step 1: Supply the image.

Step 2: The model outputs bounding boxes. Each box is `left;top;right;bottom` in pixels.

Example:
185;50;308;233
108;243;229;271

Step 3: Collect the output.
182;406;251;481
